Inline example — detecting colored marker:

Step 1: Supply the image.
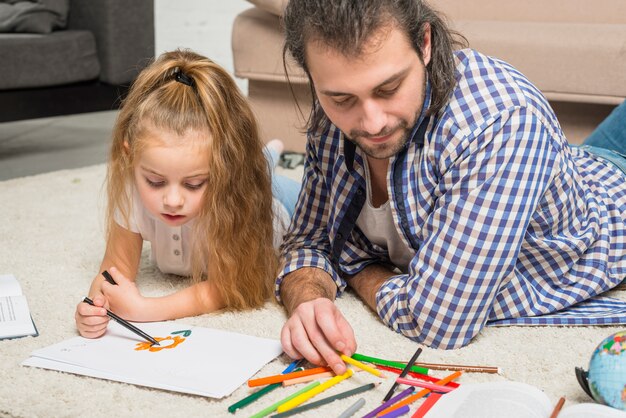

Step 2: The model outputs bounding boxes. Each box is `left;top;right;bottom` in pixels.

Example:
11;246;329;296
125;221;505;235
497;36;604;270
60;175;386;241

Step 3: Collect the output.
227;361;302;413
379;405;409;418
341;354;385;378
248;366;332;387
352;353;429;375
82;297;159;346
276;369;354;412
395;377;455;393
376;371;462;416
382;347;422;402
272;383;376;418
362;387;413;418
338;398;366;418
249;381;320;418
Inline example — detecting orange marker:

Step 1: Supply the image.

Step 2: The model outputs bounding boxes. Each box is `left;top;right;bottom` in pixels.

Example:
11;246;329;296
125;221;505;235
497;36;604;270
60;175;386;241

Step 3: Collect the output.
376;371;462;416
248;366;332;387
283;371;334;386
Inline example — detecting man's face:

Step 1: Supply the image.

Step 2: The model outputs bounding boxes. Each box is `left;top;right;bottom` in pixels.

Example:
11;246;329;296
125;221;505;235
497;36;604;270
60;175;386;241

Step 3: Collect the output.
306;24;431;160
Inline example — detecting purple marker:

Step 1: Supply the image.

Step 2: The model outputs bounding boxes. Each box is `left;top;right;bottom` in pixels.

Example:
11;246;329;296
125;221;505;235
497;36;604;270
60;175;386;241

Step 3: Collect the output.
362;387;414;418
379;404;410;418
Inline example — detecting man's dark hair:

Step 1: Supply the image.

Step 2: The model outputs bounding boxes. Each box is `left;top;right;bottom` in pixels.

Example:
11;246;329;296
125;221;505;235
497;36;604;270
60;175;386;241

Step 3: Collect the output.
282;0;467;134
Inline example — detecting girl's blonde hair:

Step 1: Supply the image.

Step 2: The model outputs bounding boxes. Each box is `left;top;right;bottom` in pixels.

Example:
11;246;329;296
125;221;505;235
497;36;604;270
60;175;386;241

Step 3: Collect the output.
107;49;277;310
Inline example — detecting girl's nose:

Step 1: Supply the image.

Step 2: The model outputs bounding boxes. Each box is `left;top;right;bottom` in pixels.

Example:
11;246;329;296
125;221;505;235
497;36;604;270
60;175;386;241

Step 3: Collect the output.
163;187;184;208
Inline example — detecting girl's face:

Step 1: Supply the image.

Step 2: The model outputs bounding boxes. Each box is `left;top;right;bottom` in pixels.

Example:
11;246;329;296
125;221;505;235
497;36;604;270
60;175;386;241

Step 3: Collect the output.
132;130;210;227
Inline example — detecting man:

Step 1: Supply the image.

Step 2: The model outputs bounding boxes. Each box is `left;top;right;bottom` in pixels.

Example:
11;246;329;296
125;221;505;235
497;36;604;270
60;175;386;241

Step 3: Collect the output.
277;0;626;374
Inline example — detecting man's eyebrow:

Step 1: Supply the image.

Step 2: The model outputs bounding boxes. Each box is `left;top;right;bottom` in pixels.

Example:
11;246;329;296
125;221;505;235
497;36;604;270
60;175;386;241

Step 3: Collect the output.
319;67;410;97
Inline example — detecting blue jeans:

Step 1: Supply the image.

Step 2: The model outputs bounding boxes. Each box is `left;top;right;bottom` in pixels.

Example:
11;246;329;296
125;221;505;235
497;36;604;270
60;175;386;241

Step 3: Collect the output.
265;146;301;218
580;100;626;175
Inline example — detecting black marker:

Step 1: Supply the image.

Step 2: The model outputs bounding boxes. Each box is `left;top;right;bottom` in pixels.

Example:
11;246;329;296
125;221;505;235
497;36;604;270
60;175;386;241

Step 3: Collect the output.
83;270;160;346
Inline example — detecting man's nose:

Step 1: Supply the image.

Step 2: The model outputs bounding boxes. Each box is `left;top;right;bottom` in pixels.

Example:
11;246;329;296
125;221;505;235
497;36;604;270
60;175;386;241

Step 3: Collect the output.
359;99;388;136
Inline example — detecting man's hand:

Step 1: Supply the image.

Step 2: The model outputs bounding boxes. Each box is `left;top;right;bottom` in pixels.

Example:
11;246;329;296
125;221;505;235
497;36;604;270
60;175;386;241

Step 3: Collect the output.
281;297;356;374
279;268;356;374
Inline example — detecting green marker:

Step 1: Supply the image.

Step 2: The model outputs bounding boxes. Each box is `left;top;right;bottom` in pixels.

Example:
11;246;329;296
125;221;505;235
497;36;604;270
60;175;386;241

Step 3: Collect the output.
351;353;429;375
228;367;304;413
249;381;320;418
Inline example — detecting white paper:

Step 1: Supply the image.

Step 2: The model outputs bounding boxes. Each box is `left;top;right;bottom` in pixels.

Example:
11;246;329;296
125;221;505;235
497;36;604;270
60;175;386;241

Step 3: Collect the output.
0;274;37;339
22;321;283;398
424;382;553;418
424;382;626;418
0;274;23;296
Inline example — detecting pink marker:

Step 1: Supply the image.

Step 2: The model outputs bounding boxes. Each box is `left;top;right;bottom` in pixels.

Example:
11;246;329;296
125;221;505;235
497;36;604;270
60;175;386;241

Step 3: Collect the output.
395;376;455;393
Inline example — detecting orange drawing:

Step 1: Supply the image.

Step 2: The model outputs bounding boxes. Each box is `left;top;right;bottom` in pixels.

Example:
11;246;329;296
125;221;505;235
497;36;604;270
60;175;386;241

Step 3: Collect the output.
135;335;185;352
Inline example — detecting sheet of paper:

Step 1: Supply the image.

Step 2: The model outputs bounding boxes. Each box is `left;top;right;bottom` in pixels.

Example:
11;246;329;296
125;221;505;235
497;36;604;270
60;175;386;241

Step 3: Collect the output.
0;274;23;297
22;321;283;398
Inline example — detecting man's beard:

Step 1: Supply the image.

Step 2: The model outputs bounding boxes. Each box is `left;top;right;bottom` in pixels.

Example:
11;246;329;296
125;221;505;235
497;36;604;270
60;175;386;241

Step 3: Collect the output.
348;119;414;160
347;80;425;160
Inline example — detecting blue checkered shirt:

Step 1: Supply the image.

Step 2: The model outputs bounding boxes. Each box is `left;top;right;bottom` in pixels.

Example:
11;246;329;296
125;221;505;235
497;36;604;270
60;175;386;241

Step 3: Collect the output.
277;49;626;349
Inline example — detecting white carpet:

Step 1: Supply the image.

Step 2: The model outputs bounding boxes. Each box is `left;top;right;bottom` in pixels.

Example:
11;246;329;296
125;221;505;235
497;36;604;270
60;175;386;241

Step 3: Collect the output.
1;164;625;418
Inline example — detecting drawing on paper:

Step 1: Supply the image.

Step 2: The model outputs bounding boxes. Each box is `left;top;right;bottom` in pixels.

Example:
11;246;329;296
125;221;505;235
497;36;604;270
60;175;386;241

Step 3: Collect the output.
134;330;192;352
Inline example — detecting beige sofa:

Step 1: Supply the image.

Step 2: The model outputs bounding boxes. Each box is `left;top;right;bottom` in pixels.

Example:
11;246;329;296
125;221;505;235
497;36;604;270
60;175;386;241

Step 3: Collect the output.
232;0;626;152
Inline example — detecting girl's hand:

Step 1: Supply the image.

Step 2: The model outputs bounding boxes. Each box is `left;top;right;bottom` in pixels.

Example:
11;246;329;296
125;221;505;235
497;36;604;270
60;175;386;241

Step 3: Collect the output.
100;267;148;321
75;294;110;338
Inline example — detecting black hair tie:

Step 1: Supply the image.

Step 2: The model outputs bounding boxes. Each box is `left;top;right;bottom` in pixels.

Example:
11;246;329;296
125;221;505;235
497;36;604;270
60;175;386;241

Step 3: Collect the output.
172;67;194;87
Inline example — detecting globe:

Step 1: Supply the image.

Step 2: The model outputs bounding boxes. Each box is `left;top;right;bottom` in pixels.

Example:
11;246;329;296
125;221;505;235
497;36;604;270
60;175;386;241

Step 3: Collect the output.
587;330;626;410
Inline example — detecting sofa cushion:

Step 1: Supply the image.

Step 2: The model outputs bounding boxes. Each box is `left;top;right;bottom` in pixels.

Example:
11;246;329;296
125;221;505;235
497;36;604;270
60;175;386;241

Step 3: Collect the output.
0;29;99;89
233;6;626;104
436;0;626;24
233;7;306;84
0;0;70;34
453;20;626;104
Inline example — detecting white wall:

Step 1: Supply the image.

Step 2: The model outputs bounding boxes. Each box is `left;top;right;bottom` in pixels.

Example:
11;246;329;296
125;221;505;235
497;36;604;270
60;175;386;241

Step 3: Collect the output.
154;0;251;92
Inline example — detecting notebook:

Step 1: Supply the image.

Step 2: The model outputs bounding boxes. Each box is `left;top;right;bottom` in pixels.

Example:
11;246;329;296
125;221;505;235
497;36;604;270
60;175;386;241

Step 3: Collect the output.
0;274;38;340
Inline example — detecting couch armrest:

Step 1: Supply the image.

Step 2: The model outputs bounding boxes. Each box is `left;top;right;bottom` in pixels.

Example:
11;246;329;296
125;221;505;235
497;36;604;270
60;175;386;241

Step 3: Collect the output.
68;0;155;85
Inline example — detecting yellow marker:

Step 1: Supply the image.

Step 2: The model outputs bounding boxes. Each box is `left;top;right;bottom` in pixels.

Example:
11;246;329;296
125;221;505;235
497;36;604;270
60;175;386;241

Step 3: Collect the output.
341;354;385;378
276;369;354;412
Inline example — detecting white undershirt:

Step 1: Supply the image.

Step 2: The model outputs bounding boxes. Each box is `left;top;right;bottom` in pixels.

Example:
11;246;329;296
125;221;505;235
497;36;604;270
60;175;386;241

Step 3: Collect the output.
355;159;414;273
115;187;290;276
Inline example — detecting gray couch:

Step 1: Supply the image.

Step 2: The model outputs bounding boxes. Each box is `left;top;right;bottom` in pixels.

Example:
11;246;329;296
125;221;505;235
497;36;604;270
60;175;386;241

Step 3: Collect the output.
0;0;154;122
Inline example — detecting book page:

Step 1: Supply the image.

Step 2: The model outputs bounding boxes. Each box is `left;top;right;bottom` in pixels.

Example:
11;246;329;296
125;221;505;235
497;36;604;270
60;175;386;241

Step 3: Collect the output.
560;403;626;418
425;382;552;418
0;274;23;297
0;295;37;339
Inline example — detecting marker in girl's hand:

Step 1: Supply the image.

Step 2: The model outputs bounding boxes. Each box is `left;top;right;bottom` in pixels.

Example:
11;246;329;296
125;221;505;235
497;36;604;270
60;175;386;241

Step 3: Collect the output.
91;269;160;346
82;297;160;346
102;270;117;285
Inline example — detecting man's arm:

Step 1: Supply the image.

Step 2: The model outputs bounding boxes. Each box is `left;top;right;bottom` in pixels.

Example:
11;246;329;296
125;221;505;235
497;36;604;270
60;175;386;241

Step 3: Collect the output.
280;267;337;315
345;264;397;310
376;109;558;349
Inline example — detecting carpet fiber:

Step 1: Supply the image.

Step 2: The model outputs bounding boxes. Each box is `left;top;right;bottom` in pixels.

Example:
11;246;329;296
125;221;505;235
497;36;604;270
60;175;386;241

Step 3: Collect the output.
1;164;625;418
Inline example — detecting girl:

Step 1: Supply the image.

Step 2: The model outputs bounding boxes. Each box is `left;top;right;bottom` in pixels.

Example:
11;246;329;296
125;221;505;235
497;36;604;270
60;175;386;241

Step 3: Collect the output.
75;49;300;338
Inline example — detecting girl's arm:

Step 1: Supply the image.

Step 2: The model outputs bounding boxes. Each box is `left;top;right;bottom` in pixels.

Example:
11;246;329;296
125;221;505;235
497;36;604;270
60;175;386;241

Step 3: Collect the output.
75;223;143;337
102;269;225;322
90;221;144;296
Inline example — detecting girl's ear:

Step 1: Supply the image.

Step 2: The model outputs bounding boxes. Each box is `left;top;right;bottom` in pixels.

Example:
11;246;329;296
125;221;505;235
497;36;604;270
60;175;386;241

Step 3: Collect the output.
123;140;130;153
